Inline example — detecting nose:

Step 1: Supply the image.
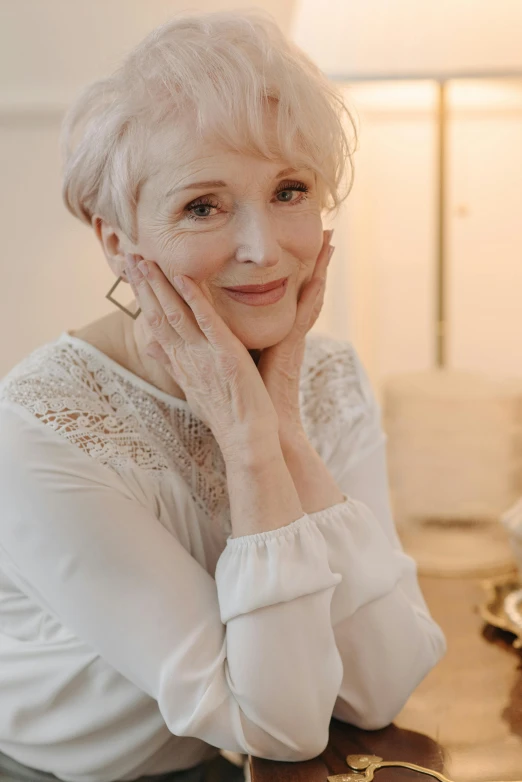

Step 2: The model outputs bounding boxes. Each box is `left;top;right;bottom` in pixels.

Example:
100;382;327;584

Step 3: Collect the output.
234;209;279;268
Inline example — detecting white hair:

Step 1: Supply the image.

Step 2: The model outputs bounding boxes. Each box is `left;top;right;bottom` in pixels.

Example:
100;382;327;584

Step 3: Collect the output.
61;8;357;243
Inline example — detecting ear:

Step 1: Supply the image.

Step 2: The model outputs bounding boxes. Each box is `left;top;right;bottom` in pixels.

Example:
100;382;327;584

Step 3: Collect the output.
91;215;143;281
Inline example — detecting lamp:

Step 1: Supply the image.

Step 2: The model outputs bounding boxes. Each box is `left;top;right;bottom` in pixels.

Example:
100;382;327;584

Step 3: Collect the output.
292;0;522;575
293;0;522;366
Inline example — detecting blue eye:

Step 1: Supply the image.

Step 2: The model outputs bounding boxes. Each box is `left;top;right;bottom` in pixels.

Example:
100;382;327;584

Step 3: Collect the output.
184;180;310;221
275;181;310;204
185;197;220;221
192;204;214;218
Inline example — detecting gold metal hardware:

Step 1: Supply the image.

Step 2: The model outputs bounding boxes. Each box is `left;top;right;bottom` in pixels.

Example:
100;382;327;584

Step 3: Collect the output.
326;753;522;782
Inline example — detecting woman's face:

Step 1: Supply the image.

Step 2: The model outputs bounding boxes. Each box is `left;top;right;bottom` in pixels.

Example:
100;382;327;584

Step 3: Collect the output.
131;121;324;351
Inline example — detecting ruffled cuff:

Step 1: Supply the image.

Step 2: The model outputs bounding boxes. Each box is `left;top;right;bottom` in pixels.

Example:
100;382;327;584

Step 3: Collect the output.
306;495;404;620
215;514;342;624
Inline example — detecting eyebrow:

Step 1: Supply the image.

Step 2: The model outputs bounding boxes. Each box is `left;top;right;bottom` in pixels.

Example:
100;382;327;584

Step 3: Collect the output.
165;167;299;199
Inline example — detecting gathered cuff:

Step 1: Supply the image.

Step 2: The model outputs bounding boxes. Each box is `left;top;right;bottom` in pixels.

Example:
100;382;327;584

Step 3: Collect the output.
305;494;405;620
215;513;342;624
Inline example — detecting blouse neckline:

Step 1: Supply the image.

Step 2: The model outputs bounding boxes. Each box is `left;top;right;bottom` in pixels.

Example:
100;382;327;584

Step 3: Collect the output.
58;331;191;411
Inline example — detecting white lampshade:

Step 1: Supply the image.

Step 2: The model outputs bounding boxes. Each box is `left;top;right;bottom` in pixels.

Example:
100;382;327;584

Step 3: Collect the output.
292;0;522;79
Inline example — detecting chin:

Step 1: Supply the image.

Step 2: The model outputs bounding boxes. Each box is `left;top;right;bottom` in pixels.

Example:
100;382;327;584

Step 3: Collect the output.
242;334;283;352
235;317;295;352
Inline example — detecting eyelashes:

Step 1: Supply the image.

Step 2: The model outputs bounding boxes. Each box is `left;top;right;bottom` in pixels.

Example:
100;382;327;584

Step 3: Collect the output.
275;180;310;201
184;180;311;221
185;196;221;221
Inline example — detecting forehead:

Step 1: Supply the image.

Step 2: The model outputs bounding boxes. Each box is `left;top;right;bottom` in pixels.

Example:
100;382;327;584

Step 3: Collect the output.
141;111;293;195
140;126;291;204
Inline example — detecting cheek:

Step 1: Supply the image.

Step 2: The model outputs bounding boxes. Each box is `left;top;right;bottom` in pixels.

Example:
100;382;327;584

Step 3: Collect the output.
140;223;228;284
166;236;229;284
284;214;324;272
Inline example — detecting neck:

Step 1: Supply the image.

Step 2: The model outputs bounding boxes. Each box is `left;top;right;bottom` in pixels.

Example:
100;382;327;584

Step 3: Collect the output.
126;311;188;400
74;303;266;402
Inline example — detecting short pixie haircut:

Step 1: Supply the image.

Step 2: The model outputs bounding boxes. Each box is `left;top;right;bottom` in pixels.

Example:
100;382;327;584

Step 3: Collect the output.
61;9;357;243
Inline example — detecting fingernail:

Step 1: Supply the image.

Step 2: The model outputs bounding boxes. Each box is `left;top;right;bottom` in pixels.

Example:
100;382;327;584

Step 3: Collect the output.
328;245;335;262
326;229;334;242
137;261;149;277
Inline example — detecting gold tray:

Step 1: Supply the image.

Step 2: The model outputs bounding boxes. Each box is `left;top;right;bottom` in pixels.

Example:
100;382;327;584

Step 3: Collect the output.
479;570;522;649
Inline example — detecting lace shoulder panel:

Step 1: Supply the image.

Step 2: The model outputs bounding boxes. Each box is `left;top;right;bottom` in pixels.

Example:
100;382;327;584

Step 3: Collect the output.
1;340;235;536
0;340;173;472
0;333;382;515
300;332;382;459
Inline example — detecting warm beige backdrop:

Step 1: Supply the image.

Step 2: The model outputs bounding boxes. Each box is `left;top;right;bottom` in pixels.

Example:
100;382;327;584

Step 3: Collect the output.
1;1;522;401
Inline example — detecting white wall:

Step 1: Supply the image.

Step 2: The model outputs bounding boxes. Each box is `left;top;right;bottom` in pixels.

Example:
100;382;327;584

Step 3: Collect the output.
0;0;296;375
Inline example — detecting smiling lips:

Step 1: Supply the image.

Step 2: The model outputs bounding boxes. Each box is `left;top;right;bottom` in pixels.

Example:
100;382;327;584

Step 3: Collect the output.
223;278;288;306
223;277;288;293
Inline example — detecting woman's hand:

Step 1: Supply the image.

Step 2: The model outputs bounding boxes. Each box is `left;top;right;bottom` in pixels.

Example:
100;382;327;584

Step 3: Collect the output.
124;255;279;460
256;230;335;442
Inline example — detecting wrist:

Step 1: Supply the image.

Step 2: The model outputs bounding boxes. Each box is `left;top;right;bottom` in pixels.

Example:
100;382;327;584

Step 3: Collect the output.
222;433;305;537
220;426;282;469
279;425;310;454
279;434;346;514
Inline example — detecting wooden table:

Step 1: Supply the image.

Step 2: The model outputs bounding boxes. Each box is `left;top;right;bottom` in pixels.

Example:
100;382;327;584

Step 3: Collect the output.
250;719;446;781
250;572;522;782
396;572;522;781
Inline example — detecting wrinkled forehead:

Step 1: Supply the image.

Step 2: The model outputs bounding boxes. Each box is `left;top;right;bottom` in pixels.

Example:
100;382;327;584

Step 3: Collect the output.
140;108;295;202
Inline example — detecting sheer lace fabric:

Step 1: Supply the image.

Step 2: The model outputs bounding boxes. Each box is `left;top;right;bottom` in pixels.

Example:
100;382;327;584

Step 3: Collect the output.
0;331;371;539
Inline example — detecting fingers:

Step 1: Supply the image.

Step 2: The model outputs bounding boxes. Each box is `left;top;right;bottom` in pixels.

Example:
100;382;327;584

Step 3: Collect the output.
306;230;334;289
293;233;334;334
169;273;241;352
319;229;335;272
125;255;238;354
125;255;200;348
139;262;229;351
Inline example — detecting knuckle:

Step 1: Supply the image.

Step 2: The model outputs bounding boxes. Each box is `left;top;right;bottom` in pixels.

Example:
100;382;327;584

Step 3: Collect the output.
147;311;165;330
220;352;240;376
165;307;183;329
195;313;213;332
145;341;162;359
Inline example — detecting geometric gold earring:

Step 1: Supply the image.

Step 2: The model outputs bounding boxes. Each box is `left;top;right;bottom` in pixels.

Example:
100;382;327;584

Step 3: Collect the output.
105;276;141;319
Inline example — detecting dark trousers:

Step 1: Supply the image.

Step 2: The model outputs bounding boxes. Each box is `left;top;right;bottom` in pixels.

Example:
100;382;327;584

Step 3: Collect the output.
0;750;245;782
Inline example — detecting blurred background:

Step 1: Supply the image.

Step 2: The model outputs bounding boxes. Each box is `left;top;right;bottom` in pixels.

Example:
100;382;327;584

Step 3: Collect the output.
2;2;522;777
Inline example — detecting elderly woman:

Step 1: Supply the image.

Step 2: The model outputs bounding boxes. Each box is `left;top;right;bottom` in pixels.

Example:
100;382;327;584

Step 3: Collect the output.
0;10;445;782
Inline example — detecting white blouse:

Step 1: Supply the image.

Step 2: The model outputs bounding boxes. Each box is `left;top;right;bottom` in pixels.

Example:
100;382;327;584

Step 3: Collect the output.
0;331;446;782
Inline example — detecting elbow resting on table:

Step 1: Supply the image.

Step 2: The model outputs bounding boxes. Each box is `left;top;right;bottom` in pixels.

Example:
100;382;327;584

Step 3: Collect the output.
332;691;403;732
333;620;447;731
241;689;335;762
333;696;406;732
251;723;331;764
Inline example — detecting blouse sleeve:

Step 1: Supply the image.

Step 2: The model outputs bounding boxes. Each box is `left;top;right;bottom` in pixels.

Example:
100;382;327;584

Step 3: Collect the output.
303;345;447;730
0;401;344;762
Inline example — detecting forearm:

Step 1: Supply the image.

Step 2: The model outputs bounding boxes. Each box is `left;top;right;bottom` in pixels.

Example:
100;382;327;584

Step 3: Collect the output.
279;430;345;514
224;432;305;538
